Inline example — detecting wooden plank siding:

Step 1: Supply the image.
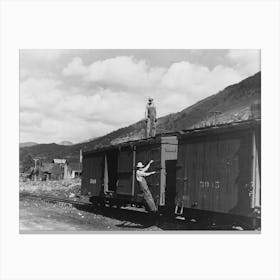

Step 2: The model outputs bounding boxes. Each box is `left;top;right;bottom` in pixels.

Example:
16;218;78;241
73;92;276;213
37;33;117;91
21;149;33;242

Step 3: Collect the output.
81;120;260;218
81;154;104;196
176;122;260;217
82;136;178;208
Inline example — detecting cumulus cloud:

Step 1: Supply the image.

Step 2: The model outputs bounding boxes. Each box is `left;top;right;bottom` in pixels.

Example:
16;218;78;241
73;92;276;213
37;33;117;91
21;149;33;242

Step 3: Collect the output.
20;50;260;143
63;55;246;98
62;57;88;76
20;78;62;113
20;77;146;143
63;56;165;89
159;62;244;100
227;49;260;76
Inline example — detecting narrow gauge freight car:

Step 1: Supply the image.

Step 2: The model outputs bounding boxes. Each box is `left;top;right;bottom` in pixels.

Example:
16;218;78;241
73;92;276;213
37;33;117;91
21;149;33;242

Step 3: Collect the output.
81;136;178;209
81;119;261;228
175;119;261;228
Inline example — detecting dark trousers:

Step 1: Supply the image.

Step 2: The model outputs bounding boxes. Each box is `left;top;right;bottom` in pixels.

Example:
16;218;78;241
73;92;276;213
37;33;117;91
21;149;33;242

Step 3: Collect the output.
146;118;156;138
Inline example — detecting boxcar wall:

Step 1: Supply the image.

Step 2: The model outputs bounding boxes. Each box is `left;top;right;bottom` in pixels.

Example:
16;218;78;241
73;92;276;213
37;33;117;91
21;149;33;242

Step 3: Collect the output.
81;136;178;208
134;136;178;207
81;149;108;197
175;120;261;219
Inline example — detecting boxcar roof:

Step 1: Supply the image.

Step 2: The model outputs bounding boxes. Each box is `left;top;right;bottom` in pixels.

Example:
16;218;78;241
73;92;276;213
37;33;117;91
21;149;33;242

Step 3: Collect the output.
83;135;166;156
178;119;260;140
83;119;260;155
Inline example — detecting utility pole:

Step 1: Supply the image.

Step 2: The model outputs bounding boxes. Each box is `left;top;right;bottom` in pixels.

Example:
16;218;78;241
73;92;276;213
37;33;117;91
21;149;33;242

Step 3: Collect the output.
79;149;82;170
33;158;39;181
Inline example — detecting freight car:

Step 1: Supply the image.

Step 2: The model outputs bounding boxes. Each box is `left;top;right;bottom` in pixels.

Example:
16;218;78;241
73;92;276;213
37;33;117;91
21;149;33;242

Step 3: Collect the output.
82;135;178;209
81;119;261;229
175;119;261;228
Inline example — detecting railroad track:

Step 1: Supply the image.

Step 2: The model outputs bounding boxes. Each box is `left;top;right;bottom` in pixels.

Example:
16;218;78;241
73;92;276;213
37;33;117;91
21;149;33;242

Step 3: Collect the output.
19;192;148;214
20;192;94;208
19;192;158;228
20;192;247;230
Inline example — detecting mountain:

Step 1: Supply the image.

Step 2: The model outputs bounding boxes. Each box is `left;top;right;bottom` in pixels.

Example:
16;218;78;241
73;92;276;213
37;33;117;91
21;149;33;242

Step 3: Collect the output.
20;142;38;148
20;72;261;168
59;141;73;146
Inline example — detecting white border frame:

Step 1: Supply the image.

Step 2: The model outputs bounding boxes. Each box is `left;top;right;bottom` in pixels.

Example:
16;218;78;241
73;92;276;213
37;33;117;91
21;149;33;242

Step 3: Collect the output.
1;1;280;280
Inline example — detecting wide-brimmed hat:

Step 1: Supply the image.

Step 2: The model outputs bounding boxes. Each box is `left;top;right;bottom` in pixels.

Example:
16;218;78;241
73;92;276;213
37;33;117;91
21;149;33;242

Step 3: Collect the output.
148;97;153;101
136;162;144;168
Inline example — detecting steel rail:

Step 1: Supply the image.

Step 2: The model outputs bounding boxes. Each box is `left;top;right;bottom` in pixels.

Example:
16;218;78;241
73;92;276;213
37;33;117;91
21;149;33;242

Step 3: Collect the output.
19;192;93;207
19;192;252;230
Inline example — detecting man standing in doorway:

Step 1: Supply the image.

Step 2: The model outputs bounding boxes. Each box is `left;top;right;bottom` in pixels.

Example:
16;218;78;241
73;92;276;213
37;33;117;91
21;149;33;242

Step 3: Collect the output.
136;160;157;212
145;97;157;138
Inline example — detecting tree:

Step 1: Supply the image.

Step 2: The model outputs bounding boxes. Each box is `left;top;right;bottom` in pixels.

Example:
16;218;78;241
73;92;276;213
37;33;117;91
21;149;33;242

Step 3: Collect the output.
21;154;34;172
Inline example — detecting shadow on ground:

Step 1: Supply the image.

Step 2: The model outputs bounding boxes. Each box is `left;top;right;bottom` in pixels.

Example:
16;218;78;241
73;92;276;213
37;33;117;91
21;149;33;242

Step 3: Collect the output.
74;204;240;230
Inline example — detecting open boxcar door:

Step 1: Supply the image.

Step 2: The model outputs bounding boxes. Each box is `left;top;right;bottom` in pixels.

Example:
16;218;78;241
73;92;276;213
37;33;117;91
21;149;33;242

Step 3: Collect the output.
116;146;134;196
135;144;161;207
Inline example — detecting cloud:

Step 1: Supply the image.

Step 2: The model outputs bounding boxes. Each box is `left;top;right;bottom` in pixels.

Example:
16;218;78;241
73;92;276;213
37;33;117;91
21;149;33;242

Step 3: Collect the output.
21;49;63;62
63;55;246;99
20;78;62;113
227;49;260;76
159;62;245;104
62;57;88;76
21;51;260;143
63;56;165;89
20;50;65;81
20;77;146;143
20;112;44;128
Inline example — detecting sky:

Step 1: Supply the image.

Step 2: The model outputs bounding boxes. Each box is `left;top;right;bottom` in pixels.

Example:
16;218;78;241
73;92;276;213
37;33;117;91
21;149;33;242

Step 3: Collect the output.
20;49;260;144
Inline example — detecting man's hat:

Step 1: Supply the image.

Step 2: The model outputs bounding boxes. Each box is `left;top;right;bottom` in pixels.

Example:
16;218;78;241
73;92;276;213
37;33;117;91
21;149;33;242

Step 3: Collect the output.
136;162;144;168
148;97;153;101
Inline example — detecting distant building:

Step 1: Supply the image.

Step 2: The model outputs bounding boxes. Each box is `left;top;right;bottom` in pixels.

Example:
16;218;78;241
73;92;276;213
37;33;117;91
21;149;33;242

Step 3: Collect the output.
40;159;71;180
52;159;67;165
23;157;82;181
68;162;82;178
40;163;53;180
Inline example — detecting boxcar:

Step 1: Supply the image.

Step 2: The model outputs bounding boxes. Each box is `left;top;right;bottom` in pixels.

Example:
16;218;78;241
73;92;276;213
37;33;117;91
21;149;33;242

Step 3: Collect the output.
81;136;178;208
175;119;261;222
81;119;261;228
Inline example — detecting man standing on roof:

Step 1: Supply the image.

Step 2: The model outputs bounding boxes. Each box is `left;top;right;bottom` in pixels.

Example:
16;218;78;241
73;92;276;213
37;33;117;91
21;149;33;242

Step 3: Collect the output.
136;160;157;212
145;97;157;138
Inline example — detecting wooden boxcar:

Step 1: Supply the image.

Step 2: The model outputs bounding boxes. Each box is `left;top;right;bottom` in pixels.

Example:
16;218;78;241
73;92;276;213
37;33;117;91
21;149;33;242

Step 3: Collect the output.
175;119;261;221
81;119;261;228
81;136;178;208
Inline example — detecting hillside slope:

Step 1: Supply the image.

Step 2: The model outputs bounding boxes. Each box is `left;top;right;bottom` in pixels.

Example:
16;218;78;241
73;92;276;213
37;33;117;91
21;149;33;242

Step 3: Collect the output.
20;72;261;167
20;142;38;148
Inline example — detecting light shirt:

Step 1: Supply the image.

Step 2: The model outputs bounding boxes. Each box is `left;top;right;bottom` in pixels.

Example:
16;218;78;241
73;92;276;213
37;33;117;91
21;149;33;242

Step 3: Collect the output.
145;102;157;119
136;169;150;182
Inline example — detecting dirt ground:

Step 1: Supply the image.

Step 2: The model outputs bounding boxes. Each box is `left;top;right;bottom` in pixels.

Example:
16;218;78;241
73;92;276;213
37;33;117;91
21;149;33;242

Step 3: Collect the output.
19;197;161;232
19;180;248;231
19;179;162;232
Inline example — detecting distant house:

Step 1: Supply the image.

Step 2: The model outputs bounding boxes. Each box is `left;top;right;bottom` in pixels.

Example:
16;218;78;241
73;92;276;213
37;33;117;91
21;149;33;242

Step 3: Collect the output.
49;164;64;180
53;159;71;179
40;159;71;180
41;163;55;180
